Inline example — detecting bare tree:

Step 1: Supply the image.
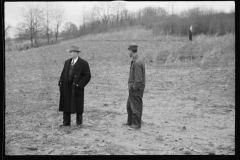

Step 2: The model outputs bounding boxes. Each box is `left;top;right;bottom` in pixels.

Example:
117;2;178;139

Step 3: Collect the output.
21;2;44;47
52;3;65;42
5;25;11;40
142;7;158;29
78;2;235;37
5;25;12;43
81;3;87;35
168;1;176;34
95;2;114;31
44;2;54;44
15;22;26;42
112;2;126;28
62;22;71;40
62;22;78;40
109;14;116;29
136;10;142;26
33;6;44;46
85;5;99;33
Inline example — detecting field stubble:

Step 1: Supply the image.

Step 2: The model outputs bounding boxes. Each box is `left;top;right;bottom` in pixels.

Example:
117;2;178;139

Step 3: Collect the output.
5;35;235;155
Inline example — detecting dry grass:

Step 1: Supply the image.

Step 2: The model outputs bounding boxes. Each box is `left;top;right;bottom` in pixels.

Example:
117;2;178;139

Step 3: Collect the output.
148;33;235;67
5;37;61;52
7;28;234;68
77;29;235;68
80;27;188;42
197;34;235;66
81;27;152;41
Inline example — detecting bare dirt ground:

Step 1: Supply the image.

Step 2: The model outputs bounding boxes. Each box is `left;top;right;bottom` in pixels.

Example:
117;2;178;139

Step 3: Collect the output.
5;39;235;155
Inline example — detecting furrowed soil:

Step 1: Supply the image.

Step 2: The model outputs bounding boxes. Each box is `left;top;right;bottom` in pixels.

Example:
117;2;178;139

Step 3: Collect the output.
5;38;235;155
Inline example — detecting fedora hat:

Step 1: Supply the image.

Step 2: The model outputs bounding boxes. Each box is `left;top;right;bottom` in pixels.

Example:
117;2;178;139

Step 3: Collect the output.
128;43;138;50
67;44;81;53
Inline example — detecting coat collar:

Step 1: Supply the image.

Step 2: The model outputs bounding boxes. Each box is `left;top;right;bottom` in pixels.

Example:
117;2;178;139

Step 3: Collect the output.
132;54;138;62
70;57;83;80
66;57;83;81
71;56;79;64
67;56;81;67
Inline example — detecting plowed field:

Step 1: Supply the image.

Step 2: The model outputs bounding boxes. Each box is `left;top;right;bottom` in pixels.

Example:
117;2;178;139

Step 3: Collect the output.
5;39;235;155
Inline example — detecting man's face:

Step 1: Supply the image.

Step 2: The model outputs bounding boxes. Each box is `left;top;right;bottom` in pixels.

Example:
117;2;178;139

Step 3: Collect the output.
129;50;134;57
69;51;78;58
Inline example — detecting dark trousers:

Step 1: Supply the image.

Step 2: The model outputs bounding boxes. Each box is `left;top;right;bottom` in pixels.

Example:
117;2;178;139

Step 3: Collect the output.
127;89;144;128
189;31;192;41
63;112;82;125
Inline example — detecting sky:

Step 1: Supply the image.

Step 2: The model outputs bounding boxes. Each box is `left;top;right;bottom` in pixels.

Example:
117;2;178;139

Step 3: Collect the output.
4;1;235;38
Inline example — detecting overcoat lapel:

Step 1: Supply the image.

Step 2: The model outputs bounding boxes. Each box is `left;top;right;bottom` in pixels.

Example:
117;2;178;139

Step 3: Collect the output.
65;59;71;83
70;57;83;81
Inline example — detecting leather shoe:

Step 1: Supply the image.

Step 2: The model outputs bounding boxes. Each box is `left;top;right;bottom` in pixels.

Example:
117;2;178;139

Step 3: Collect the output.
122;123;131;126
59;124;70;127
76;125;82;128
128;126;140;130
72;125;82;129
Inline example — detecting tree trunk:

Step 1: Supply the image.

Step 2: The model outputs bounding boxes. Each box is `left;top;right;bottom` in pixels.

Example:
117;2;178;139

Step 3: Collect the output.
31;37;33;47
83;23;85;34
47;27;50;44
55;30;58;42
116;14;119;27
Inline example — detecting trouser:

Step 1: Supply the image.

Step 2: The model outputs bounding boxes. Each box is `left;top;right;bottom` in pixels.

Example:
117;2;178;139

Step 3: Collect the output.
63;112;83;125
189;32;192;41
127;89;144;128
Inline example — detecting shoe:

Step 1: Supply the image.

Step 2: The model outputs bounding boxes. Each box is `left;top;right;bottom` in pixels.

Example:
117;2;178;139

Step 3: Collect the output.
72;125;82;129
59;124;70;127
76;124;82;128
122;123;131;126
128;126;140;130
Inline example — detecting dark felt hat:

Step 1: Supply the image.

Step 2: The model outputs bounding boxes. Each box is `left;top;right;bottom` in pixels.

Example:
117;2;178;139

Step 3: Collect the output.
66;44;81;53
128;43;138;50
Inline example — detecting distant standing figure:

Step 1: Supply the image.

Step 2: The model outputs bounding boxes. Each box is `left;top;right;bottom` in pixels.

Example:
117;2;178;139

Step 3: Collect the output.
189;25;193;41
58;44;91;128
123;43;146;130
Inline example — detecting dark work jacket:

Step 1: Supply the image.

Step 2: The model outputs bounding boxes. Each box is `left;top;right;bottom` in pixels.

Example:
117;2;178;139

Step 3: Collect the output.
128;54;146;91
58;57;91;114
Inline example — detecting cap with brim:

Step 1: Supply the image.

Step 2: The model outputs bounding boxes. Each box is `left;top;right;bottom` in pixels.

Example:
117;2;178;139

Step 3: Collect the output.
128;46;138;50
128;43;138;50
67;44;81;52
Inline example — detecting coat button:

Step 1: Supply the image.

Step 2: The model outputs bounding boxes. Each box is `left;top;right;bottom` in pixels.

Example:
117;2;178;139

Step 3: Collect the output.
74;75;76;77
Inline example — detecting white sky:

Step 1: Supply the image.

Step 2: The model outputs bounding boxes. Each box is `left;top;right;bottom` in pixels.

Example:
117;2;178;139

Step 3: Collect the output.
5;1;235;38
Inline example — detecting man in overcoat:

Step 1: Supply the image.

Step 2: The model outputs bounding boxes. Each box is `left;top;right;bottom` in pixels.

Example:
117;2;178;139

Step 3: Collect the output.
58;44;91;128
123;43;146;130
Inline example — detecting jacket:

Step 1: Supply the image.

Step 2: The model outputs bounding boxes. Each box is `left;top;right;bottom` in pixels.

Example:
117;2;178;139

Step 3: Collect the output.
128;54;145;91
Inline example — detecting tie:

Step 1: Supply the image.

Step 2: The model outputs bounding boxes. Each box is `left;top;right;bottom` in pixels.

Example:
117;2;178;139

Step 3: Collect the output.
130;61;133;68
71;60;74;66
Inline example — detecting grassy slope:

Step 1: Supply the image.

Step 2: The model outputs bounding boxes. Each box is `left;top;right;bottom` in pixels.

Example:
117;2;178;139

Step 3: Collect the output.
77;28;235;67
7;27;235;67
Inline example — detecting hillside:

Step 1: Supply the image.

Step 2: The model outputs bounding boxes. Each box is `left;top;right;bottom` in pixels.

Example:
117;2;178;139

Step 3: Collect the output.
45;28;235;67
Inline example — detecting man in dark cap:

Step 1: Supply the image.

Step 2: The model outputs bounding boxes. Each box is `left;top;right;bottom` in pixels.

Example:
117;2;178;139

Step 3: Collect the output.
58;44;91;128
123;43;146;130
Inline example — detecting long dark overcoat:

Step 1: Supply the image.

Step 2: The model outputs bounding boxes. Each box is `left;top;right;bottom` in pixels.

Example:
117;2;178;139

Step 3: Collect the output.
58;57;91;114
